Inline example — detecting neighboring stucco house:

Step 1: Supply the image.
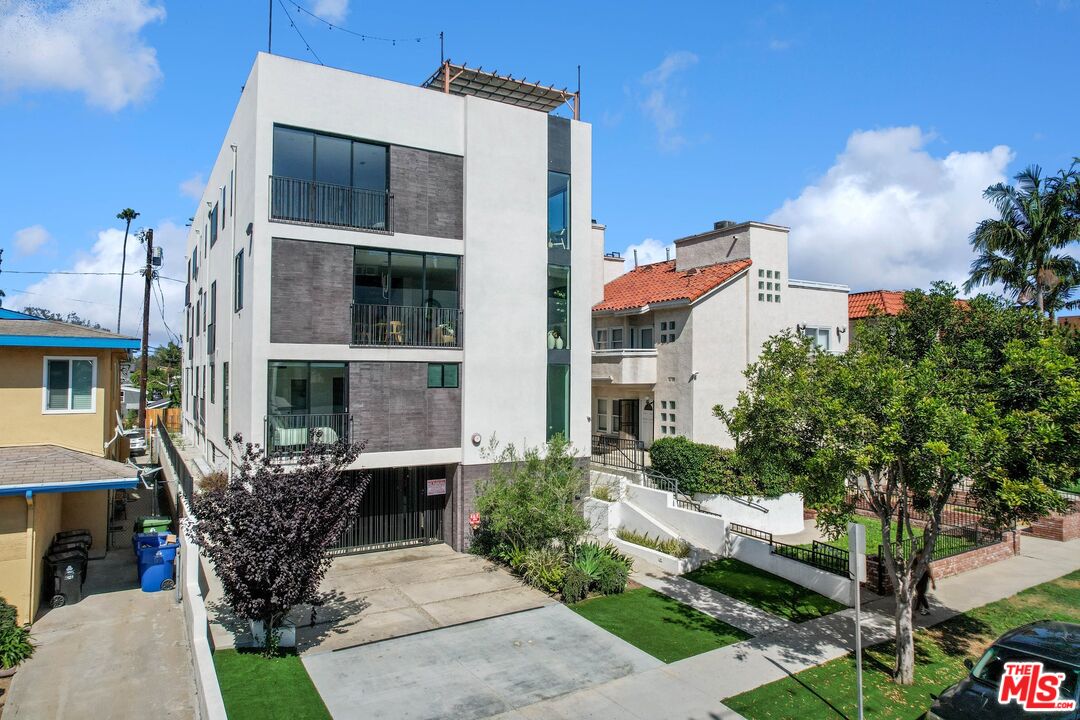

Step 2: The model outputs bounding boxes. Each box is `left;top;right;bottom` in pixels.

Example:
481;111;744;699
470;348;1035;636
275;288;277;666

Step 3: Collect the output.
591;220;850;449
0;308;141;622
181;53;592;554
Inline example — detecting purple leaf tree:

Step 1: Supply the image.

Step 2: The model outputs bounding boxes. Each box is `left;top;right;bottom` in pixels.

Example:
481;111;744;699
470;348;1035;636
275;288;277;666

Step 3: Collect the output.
189;434;368;655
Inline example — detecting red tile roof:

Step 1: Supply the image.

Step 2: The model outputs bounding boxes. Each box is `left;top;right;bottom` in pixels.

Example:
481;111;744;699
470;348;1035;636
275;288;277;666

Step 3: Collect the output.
848;290;907;320
593;258;753;313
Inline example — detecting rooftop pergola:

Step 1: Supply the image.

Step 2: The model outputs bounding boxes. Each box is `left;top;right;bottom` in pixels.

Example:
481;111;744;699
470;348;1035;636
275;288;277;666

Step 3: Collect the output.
422;61;579;118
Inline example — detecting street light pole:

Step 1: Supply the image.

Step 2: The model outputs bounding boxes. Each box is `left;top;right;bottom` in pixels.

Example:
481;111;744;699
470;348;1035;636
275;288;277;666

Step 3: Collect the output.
849;522;868;720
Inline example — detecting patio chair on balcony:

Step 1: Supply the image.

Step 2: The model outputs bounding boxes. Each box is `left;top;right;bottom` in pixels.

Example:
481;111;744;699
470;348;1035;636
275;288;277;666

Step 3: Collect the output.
386;320;404;344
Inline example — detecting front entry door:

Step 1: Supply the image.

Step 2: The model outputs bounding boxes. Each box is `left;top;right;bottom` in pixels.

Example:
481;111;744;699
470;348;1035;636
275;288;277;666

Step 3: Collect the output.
618;399;639;440
332;466;446;554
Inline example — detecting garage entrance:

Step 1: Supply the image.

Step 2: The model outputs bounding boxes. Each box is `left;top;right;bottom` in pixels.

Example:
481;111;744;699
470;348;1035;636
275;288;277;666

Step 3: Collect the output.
331;466;447;555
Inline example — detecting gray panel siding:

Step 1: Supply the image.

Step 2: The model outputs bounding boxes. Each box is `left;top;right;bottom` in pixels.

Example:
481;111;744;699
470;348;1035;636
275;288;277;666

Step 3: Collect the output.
389;146;464;240
349;362;461;453
548;116;571;174
270;238;353;344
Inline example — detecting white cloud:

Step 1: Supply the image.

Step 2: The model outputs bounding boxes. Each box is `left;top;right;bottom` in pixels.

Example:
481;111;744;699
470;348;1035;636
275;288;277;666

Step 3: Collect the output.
311;0;349;23
769;126;1013;291
0;0;166;111
179;173;205;201
13;225;51;256
620;237;675;273
640;51;698;151
4;219;187;346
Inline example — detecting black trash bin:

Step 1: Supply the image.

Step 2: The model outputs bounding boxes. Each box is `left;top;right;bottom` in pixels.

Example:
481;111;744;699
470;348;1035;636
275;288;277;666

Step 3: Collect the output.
54;529;92;544
44;549;87;607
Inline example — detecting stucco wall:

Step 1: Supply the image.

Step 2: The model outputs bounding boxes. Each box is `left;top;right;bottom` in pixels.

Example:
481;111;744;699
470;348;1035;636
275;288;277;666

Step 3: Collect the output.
727;533;853;605
695;492;804;535
0;498;29;624
0;347;123;458
28;492;63;623
60;490;109;558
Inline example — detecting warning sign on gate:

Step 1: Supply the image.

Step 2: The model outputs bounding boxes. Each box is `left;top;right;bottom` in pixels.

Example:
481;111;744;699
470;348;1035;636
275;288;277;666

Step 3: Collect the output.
426;477;446;496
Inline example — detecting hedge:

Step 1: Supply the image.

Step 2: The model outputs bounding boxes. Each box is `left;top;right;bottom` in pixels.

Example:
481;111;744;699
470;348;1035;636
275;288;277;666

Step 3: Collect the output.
649;436;793;498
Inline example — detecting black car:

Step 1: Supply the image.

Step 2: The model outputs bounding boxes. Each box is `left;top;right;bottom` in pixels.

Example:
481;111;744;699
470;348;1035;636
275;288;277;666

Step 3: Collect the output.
928;621;1080;719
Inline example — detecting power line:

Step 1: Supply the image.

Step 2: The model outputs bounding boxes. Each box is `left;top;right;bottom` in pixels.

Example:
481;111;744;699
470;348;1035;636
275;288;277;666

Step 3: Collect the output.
153;276;181;346
4;269;140;277
3;286;117;308
277;0;323;65
283;0;431;45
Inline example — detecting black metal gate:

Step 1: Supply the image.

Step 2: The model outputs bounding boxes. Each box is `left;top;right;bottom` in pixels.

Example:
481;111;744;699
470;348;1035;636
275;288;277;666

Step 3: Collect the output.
331;466;446;555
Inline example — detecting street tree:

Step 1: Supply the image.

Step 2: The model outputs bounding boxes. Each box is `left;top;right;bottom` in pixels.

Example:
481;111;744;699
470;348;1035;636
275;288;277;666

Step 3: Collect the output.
717;284;1072;684
189;435;367;655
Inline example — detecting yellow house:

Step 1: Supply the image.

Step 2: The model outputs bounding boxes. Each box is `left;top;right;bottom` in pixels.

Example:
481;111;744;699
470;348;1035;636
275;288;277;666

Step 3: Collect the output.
0;308;142;623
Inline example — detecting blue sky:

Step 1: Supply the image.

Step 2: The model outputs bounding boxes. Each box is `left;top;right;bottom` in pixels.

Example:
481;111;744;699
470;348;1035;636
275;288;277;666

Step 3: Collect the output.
1;0;1077;343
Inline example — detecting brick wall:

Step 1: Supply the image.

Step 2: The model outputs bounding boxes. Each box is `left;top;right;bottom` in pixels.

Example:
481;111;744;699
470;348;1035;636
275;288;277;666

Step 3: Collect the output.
1024;499;1080;542
865;531;1019;595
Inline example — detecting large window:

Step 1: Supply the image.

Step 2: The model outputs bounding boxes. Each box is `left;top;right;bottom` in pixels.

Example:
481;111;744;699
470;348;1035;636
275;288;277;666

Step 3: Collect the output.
547;172;570;249
353;249;460;309
596;398;608;432
44;357;95;413
272;126;389;230
546;364;570;440
547;265;570;349
267;361;347;417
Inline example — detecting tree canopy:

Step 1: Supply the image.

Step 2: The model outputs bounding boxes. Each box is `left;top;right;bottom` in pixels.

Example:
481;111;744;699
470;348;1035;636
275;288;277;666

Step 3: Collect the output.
716;284;1075;684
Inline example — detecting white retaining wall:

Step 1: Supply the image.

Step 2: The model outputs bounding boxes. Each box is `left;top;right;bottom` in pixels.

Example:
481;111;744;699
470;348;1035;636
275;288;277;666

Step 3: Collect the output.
694;492;804;535
624;484;729;552
725;533;853;606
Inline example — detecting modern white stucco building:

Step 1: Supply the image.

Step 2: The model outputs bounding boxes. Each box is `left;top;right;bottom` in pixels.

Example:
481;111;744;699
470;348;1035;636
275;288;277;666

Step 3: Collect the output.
182;53;591;552
591;220;849;449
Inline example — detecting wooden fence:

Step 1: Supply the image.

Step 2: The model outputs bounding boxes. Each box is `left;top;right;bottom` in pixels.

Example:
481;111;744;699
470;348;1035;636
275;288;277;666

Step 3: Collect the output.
147;406;181;431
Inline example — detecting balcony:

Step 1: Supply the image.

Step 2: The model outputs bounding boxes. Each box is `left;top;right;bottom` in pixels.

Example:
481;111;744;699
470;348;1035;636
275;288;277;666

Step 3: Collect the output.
591;349;657;386
351;303;462;349
269;176;393;233
265;413;352;457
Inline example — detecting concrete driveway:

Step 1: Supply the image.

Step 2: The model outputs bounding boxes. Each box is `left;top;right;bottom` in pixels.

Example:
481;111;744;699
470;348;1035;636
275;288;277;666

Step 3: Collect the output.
303;603;662;720
5;550;197;720
207;544;555;654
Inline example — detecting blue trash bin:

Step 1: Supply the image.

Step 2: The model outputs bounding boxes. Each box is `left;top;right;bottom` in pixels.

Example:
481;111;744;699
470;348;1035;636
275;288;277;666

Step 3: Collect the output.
134;533;178;592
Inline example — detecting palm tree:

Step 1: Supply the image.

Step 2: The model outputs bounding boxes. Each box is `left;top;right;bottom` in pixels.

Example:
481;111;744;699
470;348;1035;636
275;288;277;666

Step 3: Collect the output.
964;165;1080;319
116;208;139;333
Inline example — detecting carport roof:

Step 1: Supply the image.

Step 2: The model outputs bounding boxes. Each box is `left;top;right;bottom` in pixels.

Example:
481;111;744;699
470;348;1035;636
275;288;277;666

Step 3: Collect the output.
0;445;140;495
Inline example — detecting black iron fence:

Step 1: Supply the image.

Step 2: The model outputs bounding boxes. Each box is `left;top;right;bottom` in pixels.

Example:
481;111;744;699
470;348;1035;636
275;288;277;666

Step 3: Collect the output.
351;303;463;348
729;522;852;578
591;434;645;472
269;176;392;233
265;413;352;458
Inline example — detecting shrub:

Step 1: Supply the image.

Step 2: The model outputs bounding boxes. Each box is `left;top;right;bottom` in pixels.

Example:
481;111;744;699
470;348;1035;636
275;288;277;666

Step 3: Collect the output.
199;470;228;494
520;547;567;594
649;436;793;497
591;483;615;502
561;565;591;603
471;435;588;557
595;554;630;595
572;542;605;582
0;598;32;668
616;528;692;558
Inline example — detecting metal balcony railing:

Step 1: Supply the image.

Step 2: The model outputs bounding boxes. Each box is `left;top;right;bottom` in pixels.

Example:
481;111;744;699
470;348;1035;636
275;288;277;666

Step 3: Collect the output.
265;413;352;458
269;176;393;233
351;303;462;349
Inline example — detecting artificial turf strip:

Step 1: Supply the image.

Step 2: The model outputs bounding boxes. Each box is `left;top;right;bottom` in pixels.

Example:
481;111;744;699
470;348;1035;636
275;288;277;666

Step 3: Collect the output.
214;648;331;720
571;587;751;663
683;558;846;623
723;568;1080;719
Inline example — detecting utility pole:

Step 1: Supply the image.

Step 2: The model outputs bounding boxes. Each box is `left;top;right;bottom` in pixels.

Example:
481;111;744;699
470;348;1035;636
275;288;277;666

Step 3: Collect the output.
116;208;139;333
138;229;154;431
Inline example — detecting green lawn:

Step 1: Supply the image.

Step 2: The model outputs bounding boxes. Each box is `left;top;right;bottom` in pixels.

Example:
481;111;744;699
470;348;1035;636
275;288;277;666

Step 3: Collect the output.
571;587;751;663
724;568;1080;719
806;515;886;554
683;558;846;622
214;649;331;720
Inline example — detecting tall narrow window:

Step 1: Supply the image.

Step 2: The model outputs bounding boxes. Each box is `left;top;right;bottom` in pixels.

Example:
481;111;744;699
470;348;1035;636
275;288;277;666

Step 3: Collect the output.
234;250;244;311
222;362;229;439
210;363;216;404
208;281;217;354
547;172;571;249
547;265;570;349
597;398;608;432
209;205;219;246
546;364;570;440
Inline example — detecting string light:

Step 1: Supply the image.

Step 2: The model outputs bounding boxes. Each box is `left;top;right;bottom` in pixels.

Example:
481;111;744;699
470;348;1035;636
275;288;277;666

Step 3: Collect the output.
283;0;432;45
277;0;323;65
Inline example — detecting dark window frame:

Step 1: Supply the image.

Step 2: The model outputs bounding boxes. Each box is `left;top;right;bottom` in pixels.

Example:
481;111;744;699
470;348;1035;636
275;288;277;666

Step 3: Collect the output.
427;363;460;389
272;124;390;192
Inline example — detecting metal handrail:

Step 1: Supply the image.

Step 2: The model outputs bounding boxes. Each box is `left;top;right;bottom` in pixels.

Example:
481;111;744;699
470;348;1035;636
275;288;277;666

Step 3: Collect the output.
351;303;462;349
269;176;393;233
590;433;644;471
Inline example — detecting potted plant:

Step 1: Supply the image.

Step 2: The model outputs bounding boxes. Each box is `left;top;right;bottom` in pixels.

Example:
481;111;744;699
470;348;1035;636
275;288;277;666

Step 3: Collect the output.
0;598;33;677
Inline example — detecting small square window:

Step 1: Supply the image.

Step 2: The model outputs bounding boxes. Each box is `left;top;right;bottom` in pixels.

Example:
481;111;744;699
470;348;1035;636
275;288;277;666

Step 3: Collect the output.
758;269;764;277
767;270;773;279
660;426;667;435
661;400;668;409
776;294;781;303
767;294;774;302
758;293;764;301
661;412;668;421
776;271;782;280
767;282;773;291
427;363;460;388
660;321;668;331
758;281;764;290
669;414;676;421
669;401;676;409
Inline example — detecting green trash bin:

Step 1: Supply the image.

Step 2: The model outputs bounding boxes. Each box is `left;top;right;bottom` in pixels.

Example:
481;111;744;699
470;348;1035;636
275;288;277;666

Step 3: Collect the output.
133;516;171;534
